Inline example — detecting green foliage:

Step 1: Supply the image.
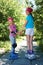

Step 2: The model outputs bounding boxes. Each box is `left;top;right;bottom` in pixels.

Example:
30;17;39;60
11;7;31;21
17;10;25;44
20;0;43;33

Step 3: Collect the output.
0;0;24;40
37;39;43;52
34;0;43;34
34;0;43;51
0;41;11;52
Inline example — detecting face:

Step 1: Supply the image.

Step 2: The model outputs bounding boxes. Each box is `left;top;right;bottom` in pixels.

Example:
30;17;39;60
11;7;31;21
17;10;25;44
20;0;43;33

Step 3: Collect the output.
8;20;13;25
26;11;30;15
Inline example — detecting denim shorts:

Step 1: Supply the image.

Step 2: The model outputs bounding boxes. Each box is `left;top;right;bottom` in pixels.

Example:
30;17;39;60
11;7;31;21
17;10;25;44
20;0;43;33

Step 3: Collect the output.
9;35;16;45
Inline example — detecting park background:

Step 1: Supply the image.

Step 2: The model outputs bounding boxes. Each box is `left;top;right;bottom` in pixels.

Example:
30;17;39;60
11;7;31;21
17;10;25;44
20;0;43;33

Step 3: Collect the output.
0;0;43;54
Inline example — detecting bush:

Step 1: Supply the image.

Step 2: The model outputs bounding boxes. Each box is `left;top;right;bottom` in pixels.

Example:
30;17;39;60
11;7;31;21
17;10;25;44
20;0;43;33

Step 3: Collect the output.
37;39;43;52
0;0;24;40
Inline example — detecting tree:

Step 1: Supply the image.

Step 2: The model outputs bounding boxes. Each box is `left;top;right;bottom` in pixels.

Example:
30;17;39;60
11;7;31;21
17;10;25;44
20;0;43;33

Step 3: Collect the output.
0;0;23;40
34;0;43;51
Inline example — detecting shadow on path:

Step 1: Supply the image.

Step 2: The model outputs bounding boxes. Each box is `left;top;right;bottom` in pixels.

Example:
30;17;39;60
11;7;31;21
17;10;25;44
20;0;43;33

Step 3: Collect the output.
0;46;43;65
0;39;43;65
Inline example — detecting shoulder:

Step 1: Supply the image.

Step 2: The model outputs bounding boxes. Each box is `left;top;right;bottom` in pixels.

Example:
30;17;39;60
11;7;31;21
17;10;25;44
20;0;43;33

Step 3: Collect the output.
13;23;16;26
26;16;29;20
28;15;32;18
29;14;34;19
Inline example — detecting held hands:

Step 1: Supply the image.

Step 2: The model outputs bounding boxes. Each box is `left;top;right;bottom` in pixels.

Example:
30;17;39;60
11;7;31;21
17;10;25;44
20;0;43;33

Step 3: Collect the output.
10;30;23;35
10;29;24;36
17;30;24;35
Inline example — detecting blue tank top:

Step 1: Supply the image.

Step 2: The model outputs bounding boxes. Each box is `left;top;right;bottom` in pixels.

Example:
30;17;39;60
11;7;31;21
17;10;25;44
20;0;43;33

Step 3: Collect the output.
25;14;34;29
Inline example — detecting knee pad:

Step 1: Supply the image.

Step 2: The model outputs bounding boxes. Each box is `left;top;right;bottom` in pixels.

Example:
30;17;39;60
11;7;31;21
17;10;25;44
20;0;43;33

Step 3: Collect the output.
12;43;17;48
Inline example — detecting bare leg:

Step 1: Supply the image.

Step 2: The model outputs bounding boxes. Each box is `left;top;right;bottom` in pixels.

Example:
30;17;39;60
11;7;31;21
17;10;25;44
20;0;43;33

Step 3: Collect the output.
29;36;33;51
26;35;30;50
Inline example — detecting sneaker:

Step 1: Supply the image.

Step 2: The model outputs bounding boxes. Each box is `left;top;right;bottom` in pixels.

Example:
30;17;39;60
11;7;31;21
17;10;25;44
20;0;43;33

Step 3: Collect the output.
27;50;35;55
25;53;36;60
10;51;18;57
9;53;18;60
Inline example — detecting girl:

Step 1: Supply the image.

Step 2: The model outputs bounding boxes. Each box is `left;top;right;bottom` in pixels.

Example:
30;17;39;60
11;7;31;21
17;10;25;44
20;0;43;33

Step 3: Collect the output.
22;7;35;59
8;17;18;60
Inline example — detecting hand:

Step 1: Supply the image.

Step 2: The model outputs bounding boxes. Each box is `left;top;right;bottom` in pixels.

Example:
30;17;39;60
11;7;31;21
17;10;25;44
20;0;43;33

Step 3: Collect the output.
18;31;23;35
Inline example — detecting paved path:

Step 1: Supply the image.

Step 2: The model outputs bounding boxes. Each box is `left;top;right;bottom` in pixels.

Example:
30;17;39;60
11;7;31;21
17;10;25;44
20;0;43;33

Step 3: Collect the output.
0;39;43;65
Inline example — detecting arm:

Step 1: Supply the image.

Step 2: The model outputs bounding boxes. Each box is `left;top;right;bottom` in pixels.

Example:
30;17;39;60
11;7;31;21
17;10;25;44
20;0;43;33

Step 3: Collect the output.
8;26;12;32
23;20;27;28
18;20;27;35
22;20;27;31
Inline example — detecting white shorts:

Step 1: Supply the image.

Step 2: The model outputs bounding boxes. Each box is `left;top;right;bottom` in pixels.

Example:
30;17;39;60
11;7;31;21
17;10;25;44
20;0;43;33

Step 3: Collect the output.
25;28;34;36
